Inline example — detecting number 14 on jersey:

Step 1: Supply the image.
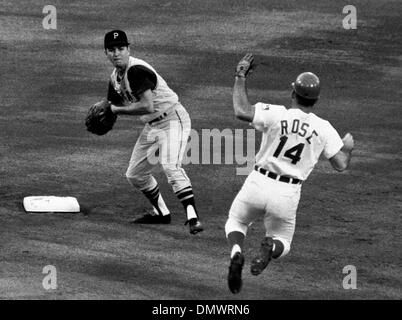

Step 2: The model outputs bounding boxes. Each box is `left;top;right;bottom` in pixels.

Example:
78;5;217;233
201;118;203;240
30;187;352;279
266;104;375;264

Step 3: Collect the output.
273;136;305;165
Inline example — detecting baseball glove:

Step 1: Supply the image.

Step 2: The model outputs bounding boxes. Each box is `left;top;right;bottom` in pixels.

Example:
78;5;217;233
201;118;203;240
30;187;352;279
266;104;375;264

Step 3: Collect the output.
235;53;256;78
85;99;117;135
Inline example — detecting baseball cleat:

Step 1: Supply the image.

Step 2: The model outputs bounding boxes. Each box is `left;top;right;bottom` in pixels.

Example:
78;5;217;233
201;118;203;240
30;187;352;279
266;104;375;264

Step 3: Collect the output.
250;237;274;276
228;252;245;294
186;218;204;235
131;213;171;224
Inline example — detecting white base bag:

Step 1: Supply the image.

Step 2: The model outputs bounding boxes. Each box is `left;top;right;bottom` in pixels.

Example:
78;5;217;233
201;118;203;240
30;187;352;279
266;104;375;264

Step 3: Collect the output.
23;196;80;213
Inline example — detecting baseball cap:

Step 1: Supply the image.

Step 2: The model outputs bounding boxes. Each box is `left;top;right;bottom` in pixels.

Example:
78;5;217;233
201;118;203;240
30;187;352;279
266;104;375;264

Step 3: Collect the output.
104;29;130;49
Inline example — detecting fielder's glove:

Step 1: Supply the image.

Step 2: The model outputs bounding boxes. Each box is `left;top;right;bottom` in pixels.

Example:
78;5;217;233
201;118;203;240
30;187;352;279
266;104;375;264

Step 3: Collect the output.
235;53;255;78
85;99;117;135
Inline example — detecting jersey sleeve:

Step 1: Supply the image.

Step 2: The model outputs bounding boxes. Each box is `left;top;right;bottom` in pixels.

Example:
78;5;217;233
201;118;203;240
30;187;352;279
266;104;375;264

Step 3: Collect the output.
322;121;344;159
251;103;286;132
127;65;157;100
107;81;124;106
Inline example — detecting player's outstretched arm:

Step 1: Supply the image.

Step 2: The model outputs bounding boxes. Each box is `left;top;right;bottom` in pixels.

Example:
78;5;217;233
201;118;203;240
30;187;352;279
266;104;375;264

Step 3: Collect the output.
233;77;254;122
110;89;154;115
233;53;256;122
329;133;354;172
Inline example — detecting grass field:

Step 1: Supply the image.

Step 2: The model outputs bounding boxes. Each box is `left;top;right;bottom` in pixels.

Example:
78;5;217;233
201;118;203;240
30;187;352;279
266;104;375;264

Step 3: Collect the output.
0;0;401;300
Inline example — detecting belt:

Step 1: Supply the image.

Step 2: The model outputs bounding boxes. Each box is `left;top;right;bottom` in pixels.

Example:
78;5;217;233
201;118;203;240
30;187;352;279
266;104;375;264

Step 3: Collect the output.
148;112;168;125
254;165;302;185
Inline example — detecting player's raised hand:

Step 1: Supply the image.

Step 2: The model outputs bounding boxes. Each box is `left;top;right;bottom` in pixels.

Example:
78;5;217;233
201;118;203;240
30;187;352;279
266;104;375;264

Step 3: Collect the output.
235;53;255;78
342;133;354;152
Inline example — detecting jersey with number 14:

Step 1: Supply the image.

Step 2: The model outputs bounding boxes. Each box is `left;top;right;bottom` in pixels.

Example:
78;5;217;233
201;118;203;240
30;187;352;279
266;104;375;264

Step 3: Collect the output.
252;103;344;181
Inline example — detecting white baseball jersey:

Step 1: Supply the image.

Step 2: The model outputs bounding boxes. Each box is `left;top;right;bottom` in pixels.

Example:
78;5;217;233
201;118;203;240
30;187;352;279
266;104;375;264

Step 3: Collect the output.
109;56;179;123
108;57;192;195
252;103;344;181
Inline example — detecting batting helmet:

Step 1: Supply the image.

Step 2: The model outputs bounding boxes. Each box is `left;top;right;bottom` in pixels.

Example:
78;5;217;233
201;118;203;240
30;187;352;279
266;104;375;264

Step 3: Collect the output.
291;72;320;100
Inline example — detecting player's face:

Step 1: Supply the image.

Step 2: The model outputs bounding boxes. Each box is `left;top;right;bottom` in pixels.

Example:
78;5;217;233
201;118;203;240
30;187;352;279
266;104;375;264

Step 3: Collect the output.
105;46;130;69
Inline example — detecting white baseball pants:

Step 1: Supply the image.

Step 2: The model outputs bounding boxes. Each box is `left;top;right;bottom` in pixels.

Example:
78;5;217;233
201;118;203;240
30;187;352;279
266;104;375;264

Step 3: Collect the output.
227;170;301;256
126;104;191;193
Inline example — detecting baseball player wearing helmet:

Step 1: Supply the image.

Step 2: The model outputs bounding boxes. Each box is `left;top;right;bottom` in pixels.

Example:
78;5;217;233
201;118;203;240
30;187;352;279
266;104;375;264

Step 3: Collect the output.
102;30;203;235
226;53;354;294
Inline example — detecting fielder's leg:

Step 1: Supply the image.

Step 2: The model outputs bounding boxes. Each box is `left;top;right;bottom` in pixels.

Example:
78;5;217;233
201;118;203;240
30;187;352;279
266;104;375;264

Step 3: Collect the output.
159;106;203;234
126;125;171;224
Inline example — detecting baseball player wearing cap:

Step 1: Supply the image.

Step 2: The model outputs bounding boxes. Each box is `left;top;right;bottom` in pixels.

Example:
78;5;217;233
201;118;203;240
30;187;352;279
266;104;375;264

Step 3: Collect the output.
100;29;203;234
226;54;354;294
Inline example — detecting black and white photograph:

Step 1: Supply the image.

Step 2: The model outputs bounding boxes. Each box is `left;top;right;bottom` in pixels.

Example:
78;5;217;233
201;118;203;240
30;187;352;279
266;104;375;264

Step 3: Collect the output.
0;0;400;307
